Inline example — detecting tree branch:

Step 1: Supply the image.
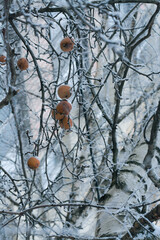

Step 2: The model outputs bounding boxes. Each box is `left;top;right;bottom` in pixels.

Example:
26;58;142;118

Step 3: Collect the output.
143;101;160;188
122;203;160;239
9;19;45;155
0;202;106;216
129;4;160;50
0;89;18;109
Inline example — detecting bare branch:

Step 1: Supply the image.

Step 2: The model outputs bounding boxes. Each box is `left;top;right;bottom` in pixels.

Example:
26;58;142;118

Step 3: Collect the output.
143;101;160;188
122;203;160;239
0;89;18;109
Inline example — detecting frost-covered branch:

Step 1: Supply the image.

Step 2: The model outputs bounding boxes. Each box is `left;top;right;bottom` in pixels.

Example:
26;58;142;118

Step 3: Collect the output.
122;203;160;239
0;202;106;216
0;88;18;109
143;101;160;188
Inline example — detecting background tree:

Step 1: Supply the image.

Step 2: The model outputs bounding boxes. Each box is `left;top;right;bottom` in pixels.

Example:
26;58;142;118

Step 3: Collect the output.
0;0;160;239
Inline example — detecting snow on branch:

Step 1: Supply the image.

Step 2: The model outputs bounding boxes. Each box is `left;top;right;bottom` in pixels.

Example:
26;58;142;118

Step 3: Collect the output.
0;88;18;109
122;203;160;239
143;101;160;188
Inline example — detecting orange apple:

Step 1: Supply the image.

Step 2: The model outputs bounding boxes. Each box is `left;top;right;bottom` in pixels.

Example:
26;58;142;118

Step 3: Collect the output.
17;58;29;71
59;116;73;130
60;37;74;52
58;85;72;99
51;109;65;120
56;100;72;115
27;157;40;170
0;55;6;65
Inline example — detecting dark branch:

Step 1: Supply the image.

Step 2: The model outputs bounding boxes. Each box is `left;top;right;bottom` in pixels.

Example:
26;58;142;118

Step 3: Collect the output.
9;7;68;19
122;203;160;239
0;89;18;109
143;101;160;187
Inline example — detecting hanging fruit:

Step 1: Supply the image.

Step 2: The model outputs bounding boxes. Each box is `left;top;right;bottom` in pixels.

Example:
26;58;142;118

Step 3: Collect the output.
60;37;74;52
17;58;29;71
58;85;72;99
27;157;40;170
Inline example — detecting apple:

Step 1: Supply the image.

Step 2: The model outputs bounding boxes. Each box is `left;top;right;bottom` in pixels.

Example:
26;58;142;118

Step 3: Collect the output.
0;55;6;65
51;109;65;120
60;37;74;52
59;116;73;130
17;58;29;71
58;85;71;99
56;100;72;115
27;157;40;170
